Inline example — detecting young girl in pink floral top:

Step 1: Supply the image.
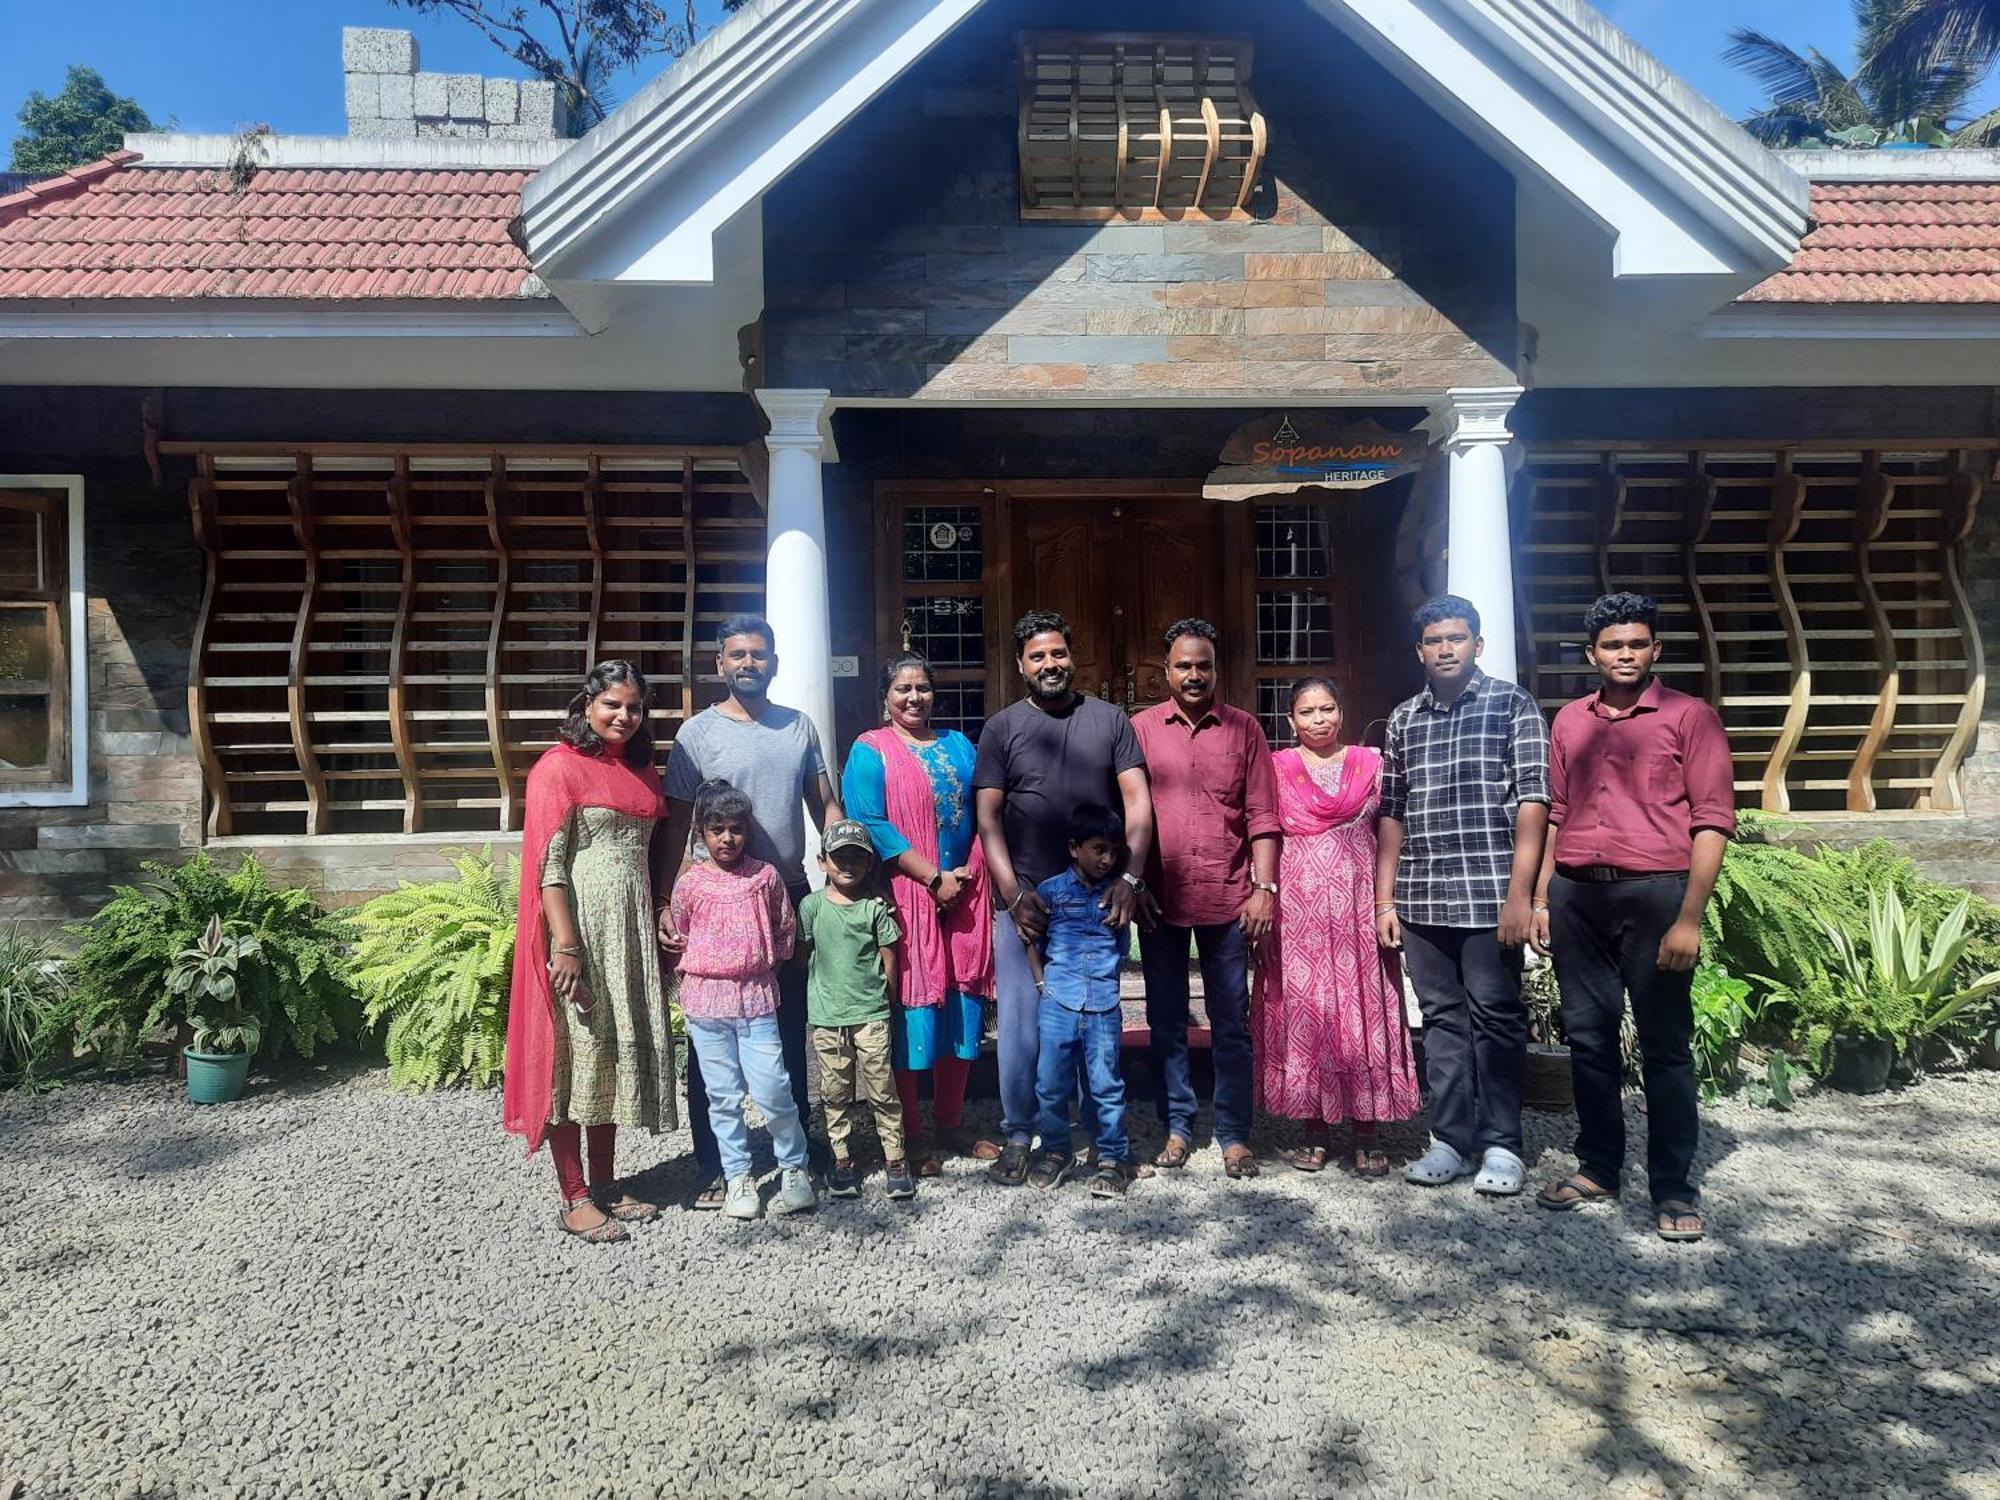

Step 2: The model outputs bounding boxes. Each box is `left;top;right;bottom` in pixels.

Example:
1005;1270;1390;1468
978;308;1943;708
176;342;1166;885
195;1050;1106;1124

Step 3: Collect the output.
669;781;817;1221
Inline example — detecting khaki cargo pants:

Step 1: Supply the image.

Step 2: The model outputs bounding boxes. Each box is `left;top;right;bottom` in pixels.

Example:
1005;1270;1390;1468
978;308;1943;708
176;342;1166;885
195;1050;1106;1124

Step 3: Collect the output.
810;1019;905;1162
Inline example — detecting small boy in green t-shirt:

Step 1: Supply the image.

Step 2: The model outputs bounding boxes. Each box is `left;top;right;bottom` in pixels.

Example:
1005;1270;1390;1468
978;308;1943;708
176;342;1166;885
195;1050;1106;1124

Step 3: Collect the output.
797;820;910;1201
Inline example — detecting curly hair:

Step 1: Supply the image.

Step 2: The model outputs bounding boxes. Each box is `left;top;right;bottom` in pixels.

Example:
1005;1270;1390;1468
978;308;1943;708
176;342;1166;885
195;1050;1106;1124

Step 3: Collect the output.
1162;617;1219;654
1013;609;1073;655
1583;591;1659;643
560;660;654;768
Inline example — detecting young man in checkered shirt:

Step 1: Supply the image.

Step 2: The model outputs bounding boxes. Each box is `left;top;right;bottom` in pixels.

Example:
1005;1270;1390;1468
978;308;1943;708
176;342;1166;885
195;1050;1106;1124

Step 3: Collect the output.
1374;594;1550;1197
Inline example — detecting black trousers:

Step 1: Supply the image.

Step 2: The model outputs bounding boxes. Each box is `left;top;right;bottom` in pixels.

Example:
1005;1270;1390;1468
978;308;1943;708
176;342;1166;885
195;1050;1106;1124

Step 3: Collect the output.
1401;923;1525;1158
1548;872;1698;1206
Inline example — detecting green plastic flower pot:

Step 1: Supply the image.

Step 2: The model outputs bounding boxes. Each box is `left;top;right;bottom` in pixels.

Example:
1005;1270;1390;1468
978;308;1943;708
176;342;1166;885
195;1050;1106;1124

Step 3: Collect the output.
183;1047;251;1104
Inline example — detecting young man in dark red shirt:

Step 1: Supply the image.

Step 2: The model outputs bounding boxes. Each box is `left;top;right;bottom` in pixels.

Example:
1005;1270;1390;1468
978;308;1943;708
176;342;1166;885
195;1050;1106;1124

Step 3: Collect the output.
1530;592;1734;1242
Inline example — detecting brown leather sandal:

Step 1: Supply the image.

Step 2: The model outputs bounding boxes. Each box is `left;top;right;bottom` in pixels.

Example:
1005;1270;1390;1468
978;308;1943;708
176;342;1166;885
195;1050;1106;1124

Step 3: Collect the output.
1222;1144;1260;1179
1154;1134;1192;1170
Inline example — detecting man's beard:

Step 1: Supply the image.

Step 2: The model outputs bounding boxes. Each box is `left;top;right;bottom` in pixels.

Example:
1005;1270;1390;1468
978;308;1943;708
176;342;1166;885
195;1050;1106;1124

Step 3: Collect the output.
731;671;768;697
1029;669;1073;702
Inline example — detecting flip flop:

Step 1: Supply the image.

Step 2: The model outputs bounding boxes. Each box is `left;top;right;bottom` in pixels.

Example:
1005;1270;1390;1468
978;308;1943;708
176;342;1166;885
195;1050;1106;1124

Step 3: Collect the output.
1537;1173;1617;1211
556;1205;629;1244
1656;1200;1705;1242
1222;1146;1260;1179
1281;1144;1330;1173
1154;1135;1192;1170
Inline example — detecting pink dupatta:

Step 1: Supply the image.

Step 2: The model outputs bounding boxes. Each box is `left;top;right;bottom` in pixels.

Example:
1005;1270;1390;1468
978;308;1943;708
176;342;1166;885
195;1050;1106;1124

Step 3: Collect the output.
1274;744;1383;836
859;727;993;1007
502;743;666;1154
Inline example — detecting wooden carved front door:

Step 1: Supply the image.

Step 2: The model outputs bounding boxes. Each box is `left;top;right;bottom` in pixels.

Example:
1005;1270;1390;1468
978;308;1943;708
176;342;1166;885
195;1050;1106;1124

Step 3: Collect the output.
1011;497;1231;712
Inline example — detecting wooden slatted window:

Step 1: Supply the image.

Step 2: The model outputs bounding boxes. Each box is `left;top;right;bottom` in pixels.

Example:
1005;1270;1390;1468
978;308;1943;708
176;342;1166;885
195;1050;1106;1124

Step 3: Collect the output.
178;445;761;838
0;478;82;798
1514;445;1990;815
1018;33;1267;222
1251;499;1342;748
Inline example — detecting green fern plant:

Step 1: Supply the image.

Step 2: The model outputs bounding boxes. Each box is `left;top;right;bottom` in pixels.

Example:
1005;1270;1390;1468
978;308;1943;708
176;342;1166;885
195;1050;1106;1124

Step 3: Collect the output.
61;853;354;1067
1702;833;1850;994
345;849;517;1091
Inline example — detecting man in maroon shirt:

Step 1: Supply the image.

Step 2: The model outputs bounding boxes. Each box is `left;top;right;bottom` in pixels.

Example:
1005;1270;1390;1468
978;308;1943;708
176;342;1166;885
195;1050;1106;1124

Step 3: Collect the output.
1529;592;1734;1242
1133;619;1280;1177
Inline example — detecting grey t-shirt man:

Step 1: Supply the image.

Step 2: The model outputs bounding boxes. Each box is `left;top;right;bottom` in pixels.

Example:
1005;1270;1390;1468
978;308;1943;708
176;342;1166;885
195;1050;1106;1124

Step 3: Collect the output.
663;705;828;888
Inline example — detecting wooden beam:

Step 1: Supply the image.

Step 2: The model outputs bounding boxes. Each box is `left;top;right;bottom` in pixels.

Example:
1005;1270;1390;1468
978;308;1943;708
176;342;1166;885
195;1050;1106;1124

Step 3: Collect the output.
1763;461;1811;814
679;455;700;726
1680;451;1724;707
1847;453;1898;813
1932;455;1986;812
582;454;606;672
185;454;233;839
285;453;330;835
483;458;518;832
385;455;423;834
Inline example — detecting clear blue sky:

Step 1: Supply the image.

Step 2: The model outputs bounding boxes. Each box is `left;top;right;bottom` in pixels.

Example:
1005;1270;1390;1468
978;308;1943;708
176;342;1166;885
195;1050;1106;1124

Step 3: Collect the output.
2;0;1995;142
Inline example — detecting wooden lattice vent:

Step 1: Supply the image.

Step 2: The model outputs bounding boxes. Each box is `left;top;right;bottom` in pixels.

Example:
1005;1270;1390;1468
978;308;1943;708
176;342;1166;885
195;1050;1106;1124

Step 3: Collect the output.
1018;33;1268;221
173;444;762;839
1512;445;1989;816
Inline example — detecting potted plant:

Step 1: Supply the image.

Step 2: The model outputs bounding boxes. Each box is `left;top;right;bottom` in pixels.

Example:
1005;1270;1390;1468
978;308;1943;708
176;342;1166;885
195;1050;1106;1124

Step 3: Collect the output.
1784;888;2000;1093
167;916;263;1103
1690;964;1757;1100
1520;955;1573;1113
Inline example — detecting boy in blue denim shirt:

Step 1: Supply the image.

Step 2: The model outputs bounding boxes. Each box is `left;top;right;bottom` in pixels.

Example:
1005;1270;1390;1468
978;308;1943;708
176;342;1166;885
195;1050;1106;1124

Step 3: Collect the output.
1027;803;1136;1198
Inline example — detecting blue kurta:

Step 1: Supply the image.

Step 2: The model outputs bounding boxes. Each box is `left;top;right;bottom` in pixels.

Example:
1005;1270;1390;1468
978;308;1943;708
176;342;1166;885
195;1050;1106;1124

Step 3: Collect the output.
840;729;984;1067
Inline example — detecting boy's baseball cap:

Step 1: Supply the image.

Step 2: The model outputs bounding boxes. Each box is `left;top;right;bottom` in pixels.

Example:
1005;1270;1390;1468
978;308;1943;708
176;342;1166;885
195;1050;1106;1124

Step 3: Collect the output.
822;820;874;856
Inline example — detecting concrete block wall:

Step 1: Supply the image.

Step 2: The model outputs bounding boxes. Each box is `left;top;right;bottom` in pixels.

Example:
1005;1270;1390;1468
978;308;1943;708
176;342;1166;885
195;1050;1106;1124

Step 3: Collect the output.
340;27;567;141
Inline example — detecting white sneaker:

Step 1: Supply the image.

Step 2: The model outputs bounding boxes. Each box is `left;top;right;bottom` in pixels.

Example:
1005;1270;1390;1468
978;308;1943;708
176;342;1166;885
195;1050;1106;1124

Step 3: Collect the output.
772;1167;818;1216
1474;1147;1527;1196
1404;1139;1476;1187
721;1175;762;1220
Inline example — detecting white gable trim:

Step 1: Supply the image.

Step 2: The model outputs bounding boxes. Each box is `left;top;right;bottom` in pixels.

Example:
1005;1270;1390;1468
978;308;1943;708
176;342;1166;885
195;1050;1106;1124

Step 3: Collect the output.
519;0;1807;290
1317;0;1805;276
522;0;982;283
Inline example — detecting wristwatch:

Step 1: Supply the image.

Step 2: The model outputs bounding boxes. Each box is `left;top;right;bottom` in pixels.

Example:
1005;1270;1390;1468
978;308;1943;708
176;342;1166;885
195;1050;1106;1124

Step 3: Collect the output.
1119;872;1145;892
1250;880;1278;896
927;870;945;894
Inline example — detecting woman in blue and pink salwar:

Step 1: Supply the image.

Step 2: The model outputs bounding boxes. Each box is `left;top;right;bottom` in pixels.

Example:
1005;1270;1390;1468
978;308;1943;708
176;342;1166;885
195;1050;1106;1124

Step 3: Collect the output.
841;652;994;1174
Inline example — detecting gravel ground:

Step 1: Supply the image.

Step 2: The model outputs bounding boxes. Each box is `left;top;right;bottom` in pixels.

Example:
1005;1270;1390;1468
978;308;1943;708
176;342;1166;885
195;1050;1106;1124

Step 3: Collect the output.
3;1064;1998;1500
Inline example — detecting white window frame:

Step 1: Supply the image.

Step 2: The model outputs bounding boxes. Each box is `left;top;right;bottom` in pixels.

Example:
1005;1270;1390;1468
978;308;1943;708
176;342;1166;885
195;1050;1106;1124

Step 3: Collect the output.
0;474;88;808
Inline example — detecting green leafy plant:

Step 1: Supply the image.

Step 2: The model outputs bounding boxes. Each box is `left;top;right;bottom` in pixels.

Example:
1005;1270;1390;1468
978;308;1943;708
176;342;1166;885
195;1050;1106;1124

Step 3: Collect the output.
61;853;354;1068
0;925;72;1088
1702;827;1850;994
346;849;516;1091
1522;956;1564;1045
165;916;264;1057
1691;964;1758;1100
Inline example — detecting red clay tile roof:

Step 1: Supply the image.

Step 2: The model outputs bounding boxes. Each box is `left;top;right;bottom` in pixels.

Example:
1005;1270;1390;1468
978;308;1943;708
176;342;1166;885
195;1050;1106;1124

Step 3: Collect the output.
0;153;541;300
1742;180;2000;304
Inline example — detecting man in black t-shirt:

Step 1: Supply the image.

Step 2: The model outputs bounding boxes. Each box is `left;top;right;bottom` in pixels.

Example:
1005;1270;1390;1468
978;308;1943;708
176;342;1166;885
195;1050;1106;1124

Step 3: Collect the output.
974;610;1154;1186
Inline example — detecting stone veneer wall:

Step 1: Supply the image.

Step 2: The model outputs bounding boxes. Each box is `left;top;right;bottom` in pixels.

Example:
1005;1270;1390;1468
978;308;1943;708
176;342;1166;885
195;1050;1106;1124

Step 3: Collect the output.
760;0;1515;402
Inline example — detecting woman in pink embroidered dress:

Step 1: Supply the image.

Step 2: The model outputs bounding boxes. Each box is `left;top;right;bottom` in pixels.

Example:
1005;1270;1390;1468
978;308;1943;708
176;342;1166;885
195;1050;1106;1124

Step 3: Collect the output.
1254;677;1421;1175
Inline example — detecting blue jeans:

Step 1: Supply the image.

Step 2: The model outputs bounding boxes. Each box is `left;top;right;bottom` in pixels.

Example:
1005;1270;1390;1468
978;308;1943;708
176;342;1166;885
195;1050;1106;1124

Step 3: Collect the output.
1034;1002;1128;1165
1139;919;1253;1149
686;882;821;1178
686;1014;810;1181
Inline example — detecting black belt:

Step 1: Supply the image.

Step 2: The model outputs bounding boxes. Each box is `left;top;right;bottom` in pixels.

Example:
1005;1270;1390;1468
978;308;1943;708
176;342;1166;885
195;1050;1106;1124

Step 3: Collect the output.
1557;864;1688;884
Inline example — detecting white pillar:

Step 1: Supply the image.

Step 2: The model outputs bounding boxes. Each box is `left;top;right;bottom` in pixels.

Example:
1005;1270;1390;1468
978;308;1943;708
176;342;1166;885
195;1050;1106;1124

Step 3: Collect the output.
1442;385;1525;684
753;388;836;757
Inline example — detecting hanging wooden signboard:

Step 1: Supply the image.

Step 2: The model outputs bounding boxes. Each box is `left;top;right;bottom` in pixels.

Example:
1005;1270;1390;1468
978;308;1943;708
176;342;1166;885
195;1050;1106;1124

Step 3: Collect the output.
1203;413;1428;500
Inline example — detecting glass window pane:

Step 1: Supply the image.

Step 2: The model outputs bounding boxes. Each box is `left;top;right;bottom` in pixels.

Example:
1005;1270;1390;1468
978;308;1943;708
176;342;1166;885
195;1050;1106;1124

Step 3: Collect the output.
1256;680;1295;749
0;694;50;771
1257;591;1334;665
929;682;986;738
901;596;984;668
0;509;46;593
0;606;53;688
1255;505;1331;579
902;507;983;583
